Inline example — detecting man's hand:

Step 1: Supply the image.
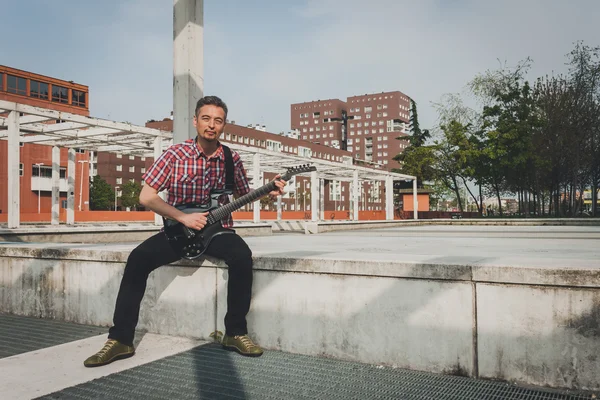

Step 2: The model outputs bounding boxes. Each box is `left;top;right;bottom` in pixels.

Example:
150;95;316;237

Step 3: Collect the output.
269;174;286;199
177;212;209;231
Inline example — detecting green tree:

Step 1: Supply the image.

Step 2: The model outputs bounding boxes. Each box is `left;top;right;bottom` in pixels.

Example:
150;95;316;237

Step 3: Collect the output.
120;181;142;210
393;100;431;187
89;175;113;210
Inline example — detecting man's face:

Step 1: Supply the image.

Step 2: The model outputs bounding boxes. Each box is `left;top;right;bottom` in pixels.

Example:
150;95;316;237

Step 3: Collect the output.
193;105;226;143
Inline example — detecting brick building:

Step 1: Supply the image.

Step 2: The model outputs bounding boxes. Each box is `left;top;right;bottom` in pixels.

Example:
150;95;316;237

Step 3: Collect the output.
291;91;411;170
0;65;91;214
146;118;389;212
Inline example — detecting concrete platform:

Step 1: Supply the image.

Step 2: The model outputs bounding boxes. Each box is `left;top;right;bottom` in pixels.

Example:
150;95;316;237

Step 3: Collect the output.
0;222;273;243
1;225;599;392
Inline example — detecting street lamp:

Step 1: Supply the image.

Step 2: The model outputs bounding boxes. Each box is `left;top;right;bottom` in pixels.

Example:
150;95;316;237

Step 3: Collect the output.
34;163;44;213
78;160;89;211
114;186;120;211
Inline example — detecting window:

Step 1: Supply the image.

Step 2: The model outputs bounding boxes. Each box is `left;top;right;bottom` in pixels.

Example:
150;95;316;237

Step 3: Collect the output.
52;85;68;104
19;163;24;177
140;157;146;161
116;165;122;171
141;167;146;173
130;178;135;183
7;75;26;95
116;154;122;158
129;166;135;173
129;155;135;160
116;177;122;184
30;80;49;100
72;90;86;107
0;73;3;91
364;106;372;113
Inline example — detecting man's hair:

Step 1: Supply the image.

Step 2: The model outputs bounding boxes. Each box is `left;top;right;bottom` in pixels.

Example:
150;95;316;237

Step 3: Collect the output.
194;96;228;119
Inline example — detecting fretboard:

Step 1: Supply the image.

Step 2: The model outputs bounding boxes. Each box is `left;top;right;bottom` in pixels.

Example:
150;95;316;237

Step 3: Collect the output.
206;181;277;224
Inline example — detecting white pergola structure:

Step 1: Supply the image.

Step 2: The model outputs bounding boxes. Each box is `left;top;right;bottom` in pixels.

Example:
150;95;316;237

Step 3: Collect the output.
1;100;418;229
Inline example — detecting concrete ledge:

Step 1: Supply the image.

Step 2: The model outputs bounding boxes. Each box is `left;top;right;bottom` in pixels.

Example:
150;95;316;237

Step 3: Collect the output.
304;218;600;233
1;240;599;391
0;223;272;243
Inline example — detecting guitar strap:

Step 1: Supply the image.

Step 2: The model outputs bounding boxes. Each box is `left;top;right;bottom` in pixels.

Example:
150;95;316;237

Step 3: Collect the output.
221;144;234;193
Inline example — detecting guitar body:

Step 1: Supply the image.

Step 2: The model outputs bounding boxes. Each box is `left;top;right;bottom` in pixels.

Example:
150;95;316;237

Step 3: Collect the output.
163;191;234;260
162;164;317;260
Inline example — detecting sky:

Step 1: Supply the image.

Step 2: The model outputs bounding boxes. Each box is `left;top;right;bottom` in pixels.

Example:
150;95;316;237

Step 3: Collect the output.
1;0;599;135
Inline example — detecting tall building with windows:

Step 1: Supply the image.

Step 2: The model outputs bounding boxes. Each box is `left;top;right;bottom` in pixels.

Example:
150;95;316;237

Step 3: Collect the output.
0;65;89;115
291;91;411;170
0;65;91;214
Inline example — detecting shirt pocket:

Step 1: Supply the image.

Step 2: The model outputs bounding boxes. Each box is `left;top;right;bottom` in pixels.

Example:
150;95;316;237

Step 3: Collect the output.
178;173;201;184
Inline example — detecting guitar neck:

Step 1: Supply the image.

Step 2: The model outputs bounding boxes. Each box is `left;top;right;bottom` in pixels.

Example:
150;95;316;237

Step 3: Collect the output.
207;181;277;224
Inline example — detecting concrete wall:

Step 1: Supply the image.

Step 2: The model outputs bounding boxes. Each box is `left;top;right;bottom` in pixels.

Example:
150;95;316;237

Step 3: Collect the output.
0;244;598;390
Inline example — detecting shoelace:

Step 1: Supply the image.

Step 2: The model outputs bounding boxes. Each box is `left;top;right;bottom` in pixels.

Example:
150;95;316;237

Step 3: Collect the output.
234;335;257;349
96;340;118;358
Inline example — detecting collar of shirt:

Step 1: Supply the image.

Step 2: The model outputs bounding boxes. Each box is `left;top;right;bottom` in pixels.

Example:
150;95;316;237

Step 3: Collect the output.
186;138;225;161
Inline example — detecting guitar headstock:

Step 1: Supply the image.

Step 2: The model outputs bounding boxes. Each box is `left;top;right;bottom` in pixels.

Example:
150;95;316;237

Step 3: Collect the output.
281;164;317;181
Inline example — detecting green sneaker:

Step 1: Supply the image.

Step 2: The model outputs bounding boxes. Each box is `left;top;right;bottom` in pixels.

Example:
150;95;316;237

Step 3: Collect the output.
222;334;264;357
83;339;135;368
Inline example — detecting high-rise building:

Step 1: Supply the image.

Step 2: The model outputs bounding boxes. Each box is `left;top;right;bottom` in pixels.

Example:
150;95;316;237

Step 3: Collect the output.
291;91;411;170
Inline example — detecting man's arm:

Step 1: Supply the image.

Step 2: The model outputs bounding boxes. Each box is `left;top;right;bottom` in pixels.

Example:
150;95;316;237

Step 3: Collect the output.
140;185;209;230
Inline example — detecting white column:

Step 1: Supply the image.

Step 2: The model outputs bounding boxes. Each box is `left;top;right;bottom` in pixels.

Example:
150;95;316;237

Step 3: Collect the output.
173;0;204;143
413;178;419;220
253;153;261;223
385;176;392;220
352;171;359;221
66;149;75;225
310;171;319;222
154;137;164;225
7;111;20;228
319;179;325;220
51;146;61;225
277;196;282;221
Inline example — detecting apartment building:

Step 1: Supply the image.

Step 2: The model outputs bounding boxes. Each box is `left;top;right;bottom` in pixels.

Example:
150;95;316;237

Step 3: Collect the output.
0;65;91;214
291;91;411;170
146;118;388;212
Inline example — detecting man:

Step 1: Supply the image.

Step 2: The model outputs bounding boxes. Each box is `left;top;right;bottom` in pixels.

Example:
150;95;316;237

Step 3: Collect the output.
84;96;285;367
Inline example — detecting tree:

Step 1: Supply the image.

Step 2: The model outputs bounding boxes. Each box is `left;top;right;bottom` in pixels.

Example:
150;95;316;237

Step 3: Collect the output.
120;181;142;210
89;175;113;211
393;100;431;187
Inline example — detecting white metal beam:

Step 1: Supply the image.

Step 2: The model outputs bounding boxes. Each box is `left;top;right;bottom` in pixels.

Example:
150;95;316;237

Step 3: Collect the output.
7;111;20;228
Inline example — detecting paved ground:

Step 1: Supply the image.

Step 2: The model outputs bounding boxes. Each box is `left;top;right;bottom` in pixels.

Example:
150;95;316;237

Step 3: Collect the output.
0;314;597;400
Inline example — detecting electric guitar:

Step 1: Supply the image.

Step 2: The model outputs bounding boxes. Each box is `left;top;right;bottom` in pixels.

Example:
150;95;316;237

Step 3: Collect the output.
163;164;317;259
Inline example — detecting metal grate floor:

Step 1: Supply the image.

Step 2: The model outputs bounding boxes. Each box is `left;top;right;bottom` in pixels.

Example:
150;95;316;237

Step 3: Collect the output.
39;343;596;400
0;313;107;359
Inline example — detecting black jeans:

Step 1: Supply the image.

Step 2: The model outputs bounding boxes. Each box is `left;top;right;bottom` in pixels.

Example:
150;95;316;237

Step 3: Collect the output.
108;231;253;346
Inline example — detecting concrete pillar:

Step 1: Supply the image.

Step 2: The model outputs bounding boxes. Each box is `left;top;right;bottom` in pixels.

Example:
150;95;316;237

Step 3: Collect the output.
386;176;393;220
277;196;282;221
66;149;75;225
352;171;359;221
173;0;204;143
253;153;261;223
7;111;20;228
319;179;325;220
311;171;319;222
413;178;419;220
51;146;60;225
153;137;164;226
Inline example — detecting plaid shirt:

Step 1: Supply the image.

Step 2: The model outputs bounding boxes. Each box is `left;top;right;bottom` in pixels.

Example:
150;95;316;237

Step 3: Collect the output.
142;139;251;228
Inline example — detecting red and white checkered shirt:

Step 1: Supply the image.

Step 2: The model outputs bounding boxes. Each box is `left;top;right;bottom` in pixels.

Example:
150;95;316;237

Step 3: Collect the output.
142;139;251;228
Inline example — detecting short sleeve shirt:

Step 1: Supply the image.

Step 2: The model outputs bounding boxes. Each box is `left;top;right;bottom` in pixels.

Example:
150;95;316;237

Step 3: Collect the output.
142;139;250;228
